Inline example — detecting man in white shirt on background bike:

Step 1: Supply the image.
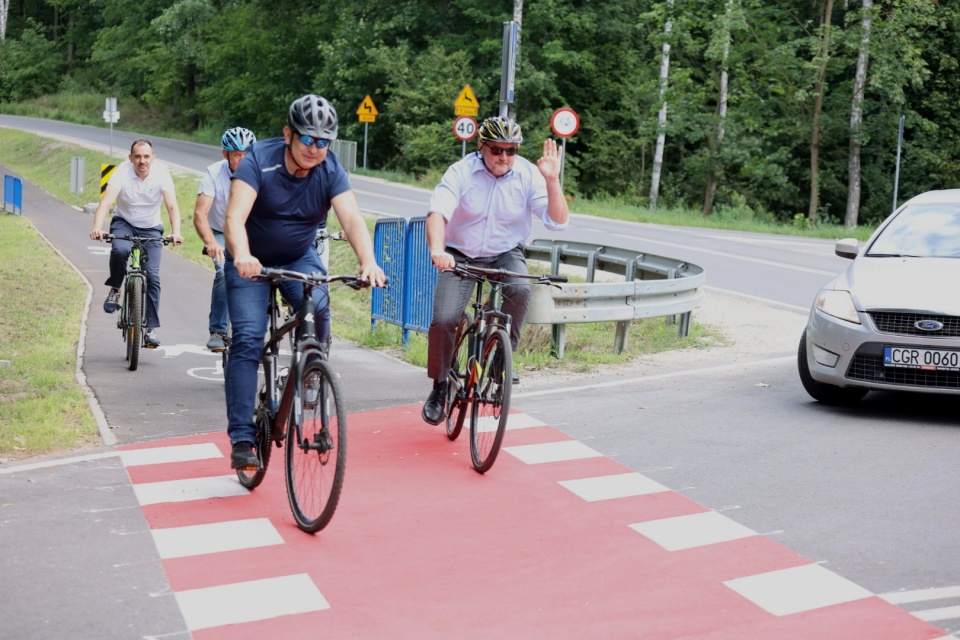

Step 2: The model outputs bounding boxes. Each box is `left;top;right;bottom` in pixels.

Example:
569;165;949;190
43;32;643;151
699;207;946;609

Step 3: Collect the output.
193;127;257;352
421;115;569;425
89;139;183;348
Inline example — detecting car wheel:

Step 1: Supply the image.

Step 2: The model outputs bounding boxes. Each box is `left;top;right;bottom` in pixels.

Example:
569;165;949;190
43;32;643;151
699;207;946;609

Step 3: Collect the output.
797;330;868;404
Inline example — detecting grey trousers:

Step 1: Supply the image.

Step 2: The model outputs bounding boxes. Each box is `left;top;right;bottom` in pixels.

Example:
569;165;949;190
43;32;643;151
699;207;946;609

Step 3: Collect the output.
426;246;529;381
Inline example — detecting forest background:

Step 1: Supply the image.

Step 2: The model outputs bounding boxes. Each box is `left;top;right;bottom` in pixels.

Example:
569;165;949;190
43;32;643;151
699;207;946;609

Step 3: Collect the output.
0;0;955;230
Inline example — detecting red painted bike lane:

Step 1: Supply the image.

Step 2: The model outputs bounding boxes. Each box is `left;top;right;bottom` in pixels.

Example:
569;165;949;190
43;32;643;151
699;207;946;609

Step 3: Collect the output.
120;406;945;639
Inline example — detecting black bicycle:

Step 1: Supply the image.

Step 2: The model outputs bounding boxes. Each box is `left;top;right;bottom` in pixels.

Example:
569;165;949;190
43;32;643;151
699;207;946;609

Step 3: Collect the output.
104;234;173;371
236;267;373;534
443;263;566;473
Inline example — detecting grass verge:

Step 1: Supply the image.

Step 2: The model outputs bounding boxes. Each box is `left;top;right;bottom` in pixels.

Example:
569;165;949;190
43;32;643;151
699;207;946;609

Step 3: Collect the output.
0;215;99;460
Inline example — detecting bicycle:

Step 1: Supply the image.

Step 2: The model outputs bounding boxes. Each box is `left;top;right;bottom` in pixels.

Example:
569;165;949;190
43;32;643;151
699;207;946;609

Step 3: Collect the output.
236;267;374;533
442;263;567;473
104;234;173;371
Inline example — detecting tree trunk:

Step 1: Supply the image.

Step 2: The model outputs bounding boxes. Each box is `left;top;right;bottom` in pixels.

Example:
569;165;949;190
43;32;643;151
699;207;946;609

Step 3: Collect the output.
649;0;674;212
0;0;9;40
703;0;734;217
808;0;836;225
844;0;872;229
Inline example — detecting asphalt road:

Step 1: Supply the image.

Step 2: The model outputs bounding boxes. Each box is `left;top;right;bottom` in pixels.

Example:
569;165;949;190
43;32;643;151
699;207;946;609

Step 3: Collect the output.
1;118;959;638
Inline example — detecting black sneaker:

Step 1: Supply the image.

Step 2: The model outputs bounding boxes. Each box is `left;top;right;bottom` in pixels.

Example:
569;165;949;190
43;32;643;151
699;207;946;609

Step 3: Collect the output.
421;382;448;425
103;288;121;313
230;442;258;470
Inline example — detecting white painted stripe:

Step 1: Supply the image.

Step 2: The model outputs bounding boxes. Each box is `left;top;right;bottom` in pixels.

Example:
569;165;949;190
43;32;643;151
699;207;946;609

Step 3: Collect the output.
881;586;960;604
151;518;284;559
503;440;602;464
120;443;223;467
913;605;960;622
559;472;669;502
133;475;248;506
504;413;548;430
175;573;329;631
512;356;795;400
629;511;757;551
0;451;119;475
724;564;873;616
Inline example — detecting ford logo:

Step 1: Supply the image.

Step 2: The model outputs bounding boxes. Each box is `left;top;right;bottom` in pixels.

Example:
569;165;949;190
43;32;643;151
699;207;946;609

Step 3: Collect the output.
914;319;944;331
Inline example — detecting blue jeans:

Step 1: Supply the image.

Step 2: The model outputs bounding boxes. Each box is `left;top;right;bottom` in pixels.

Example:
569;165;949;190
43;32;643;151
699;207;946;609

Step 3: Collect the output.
224;249;330;445
105;217;164;329
208;230;228;334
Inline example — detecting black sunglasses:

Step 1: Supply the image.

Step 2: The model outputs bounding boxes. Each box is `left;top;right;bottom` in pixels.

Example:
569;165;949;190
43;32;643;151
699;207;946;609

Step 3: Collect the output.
485;144;518;157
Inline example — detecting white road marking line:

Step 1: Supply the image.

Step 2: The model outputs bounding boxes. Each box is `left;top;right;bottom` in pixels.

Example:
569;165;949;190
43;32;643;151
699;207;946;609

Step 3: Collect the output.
504;413;548;430
882;586;960;604
724;564;873;616
629;511;758;550
174;573;329;631
120;443;222;467
513;356;795;399
559;472;670;502
151;518;284;559
133;475;248;506
911;605;960;622
0;451;119;475
503;440;603;464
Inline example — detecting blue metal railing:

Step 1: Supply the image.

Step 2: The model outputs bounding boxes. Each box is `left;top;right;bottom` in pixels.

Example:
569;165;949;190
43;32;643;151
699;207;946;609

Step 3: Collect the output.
372;216;436;345
3;175;23;215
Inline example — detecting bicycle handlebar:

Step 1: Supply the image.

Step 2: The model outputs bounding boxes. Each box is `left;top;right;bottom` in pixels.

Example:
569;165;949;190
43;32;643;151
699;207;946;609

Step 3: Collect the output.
104;234;174;245
253;267;388;290
448;262;568;285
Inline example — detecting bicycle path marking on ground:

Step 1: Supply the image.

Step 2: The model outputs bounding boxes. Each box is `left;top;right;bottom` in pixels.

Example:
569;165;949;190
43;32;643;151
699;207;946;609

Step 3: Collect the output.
117;405;946;639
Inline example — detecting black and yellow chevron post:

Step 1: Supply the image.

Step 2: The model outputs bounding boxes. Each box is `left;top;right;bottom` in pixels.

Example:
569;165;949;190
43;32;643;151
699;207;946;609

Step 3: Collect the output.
100;164;117;199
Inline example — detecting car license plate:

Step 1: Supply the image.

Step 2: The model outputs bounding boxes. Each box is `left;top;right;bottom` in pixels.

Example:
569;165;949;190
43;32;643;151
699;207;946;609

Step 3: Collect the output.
884;346;960;371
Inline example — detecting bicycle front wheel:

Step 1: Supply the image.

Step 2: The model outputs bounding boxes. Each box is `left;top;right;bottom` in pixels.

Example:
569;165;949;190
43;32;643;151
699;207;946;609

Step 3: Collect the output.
470;328;512;473
445;312;472;441
126;278;143;371
286;357;346;533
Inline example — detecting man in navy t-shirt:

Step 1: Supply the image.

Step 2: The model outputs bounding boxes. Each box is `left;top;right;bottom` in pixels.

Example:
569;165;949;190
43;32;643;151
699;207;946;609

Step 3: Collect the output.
223;94;386;470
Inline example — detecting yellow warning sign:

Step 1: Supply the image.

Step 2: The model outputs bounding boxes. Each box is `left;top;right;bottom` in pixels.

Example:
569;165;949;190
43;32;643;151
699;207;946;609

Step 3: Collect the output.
100;164;117;198
356;95;378;123
453;84;479;116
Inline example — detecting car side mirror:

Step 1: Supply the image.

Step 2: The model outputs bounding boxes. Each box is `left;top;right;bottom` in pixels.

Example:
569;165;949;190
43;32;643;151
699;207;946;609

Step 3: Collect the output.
835;238;859;260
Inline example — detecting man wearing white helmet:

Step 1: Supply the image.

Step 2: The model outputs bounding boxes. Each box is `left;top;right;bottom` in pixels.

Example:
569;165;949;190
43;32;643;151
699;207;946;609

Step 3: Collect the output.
193;126;257;352
222;94;386;470
421;115;569;426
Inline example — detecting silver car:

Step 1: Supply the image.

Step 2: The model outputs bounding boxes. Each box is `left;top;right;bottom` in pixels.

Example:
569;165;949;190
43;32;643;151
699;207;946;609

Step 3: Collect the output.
798;189;960;403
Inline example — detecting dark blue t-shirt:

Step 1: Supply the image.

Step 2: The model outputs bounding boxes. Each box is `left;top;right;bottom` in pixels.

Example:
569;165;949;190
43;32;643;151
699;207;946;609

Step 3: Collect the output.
232;137;351;265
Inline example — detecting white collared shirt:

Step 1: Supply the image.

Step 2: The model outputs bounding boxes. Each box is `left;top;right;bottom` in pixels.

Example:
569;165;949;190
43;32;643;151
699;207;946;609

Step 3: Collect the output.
197;159;231;232
109;160;175;228
429;151;567;258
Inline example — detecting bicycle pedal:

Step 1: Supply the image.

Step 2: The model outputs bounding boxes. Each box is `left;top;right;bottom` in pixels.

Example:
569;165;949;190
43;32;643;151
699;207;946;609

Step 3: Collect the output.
240;464;260;471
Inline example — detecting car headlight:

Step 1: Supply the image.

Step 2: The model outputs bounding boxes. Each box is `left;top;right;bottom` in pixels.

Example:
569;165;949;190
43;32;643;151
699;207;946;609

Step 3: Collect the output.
815;289;861;324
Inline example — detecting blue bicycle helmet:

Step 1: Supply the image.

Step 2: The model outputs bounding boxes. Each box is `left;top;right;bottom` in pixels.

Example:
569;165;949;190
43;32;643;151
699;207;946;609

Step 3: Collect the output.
221;127;257;151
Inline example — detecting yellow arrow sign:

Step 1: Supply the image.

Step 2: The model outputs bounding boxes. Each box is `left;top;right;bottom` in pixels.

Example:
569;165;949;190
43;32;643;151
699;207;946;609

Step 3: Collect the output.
356;95;378;122
453;84;479;116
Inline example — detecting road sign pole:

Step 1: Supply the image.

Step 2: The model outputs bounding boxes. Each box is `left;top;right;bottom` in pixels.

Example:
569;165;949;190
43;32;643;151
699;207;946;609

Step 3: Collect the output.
499;21;519;118
109;122;114;158
560;138;567;188
363;122;369;170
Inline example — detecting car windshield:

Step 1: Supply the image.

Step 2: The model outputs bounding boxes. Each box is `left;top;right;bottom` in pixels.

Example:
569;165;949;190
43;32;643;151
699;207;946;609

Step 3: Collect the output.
867;203;960;258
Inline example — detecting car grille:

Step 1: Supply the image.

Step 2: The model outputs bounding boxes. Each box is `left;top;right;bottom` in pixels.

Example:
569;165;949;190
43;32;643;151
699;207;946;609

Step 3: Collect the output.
869;312;960;337
847;345;960;389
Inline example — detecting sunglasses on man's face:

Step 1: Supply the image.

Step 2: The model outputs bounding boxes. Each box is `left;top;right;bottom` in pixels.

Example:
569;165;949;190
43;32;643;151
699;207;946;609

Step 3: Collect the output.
485;145;518;157
296;133;331;149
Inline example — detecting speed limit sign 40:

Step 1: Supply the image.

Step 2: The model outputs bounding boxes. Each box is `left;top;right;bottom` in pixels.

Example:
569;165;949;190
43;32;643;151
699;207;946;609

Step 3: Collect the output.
551;108;580;138
453;116;478;141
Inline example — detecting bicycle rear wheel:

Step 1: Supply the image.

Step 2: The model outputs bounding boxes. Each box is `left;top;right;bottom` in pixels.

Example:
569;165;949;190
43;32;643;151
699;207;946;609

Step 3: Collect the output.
236;372;273;489
286;357;346;533
126;278;143;371
470;328;512;474
445;312;472;441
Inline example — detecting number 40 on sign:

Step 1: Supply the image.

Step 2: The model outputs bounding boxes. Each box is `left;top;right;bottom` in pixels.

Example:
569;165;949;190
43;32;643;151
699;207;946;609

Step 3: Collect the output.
453;116;477;141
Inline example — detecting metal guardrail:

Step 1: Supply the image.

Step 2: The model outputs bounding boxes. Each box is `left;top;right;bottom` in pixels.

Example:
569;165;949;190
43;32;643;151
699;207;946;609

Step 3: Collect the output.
330;140;357;173
371;223;706;358
524;239;705;358
3;175;23;215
